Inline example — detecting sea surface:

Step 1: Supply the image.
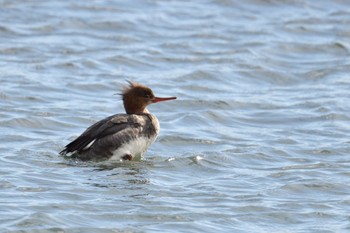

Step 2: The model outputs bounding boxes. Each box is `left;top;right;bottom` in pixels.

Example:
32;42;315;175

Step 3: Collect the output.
1;0;350;232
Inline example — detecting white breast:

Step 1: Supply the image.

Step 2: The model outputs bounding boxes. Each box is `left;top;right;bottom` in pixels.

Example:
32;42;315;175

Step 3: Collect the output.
108;135;156;161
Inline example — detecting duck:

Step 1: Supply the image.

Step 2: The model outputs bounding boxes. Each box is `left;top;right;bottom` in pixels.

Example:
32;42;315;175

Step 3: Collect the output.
59;81;176;161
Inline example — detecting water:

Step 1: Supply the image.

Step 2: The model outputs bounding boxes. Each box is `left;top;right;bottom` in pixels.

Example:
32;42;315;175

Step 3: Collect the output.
1;0;350;232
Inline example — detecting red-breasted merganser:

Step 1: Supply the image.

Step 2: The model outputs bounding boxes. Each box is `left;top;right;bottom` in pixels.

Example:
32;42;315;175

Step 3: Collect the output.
59;81;176;161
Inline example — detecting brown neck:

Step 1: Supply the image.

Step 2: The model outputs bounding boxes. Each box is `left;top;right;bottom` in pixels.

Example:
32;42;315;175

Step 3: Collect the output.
123;101;148;114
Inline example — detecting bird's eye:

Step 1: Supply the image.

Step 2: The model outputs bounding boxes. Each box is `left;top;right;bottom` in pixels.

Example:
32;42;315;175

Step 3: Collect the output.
144;91;152;98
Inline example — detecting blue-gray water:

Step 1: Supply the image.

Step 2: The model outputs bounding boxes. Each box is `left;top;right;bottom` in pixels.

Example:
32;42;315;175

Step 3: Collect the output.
1;0;350;232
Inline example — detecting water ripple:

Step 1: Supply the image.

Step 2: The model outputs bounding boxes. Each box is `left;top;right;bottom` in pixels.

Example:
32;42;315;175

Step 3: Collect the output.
1;0;350;232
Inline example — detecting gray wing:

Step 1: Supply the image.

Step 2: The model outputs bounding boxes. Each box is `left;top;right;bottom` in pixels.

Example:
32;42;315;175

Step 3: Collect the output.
59;114;145;157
